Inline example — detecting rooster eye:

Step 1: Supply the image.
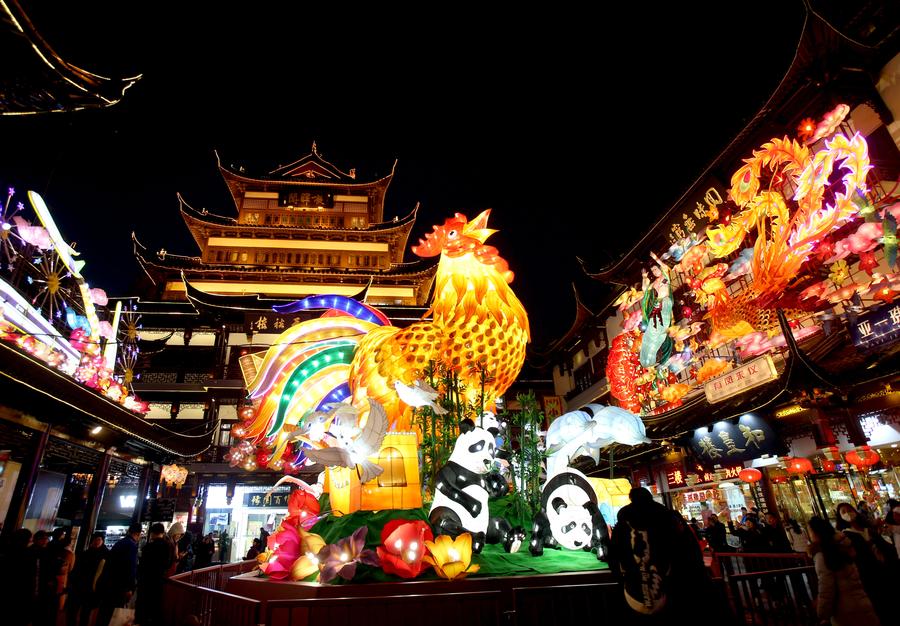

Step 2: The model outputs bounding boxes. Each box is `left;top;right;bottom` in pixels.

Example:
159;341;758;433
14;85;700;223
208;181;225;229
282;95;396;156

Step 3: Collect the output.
448;230;458;238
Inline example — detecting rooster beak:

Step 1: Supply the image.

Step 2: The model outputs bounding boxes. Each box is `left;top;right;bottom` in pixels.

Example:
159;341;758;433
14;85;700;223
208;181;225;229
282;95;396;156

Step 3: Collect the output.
463;209;496;243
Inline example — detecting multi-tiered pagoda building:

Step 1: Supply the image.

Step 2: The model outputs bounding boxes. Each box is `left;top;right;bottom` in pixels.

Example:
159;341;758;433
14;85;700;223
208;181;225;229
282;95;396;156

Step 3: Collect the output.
134;143;436;306
127;146;438;550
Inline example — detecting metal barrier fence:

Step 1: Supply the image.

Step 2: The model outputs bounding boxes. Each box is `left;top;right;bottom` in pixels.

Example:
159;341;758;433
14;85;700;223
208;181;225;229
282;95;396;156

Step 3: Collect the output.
711;552;818;625
164;554;821;626
171;560;259;590
164;576;262;626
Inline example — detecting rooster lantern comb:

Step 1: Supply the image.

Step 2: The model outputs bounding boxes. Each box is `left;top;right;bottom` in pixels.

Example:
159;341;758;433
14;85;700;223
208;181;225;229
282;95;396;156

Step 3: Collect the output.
412;209;514;283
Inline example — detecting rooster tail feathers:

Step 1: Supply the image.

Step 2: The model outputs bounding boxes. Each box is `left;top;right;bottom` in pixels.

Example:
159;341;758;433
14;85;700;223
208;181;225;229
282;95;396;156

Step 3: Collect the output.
242;312;386;466
272;295;390;326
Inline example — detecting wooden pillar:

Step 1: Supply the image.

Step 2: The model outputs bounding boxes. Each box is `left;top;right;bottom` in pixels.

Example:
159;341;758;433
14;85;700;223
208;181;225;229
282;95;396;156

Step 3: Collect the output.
131;464;153;528
77;451;112;552
5;423;52;535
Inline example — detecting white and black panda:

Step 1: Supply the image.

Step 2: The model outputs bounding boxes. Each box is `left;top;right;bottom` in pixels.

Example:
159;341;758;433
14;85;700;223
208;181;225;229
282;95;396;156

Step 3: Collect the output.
529;468;610;560
429;420;526;553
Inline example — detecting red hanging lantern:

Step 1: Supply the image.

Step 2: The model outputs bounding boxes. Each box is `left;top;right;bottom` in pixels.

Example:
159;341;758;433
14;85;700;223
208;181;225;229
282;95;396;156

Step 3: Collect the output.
821;459;836;472
845;446;879;468
739;468;762;483
785;457;813;474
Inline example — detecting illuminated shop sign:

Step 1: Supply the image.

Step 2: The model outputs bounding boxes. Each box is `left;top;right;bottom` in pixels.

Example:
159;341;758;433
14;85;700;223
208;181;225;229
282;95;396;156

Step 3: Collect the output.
703;355;778;404
849;305;900;351
689;414;782;467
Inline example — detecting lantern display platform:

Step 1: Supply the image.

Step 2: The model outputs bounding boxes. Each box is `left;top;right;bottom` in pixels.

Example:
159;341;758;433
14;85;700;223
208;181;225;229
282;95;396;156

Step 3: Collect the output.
225;567;611;602
244;498;608;592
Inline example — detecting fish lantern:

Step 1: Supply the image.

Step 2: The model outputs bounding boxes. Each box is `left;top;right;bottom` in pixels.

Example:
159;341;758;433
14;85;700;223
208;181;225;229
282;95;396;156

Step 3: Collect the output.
738;468;762;483
845;446;879;468
785;457;813;475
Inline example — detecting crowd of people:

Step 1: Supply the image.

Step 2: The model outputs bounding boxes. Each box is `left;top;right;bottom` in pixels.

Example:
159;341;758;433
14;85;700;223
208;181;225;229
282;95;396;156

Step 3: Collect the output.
0;521;222;626
608;489;900;625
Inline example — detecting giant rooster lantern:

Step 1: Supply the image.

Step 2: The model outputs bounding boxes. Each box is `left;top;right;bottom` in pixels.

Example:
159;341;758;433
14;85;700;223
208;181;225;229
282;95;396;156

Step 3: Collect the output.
231;210;530;512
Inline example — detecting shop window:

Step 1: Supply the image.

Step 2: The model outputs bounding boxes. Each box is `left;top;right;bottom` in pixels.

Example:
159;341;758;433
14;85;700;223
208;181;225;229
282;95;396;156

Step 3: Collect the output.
286;253;292;264
265;215;272;225
217;422;233;447
229;251;238;262
240;252;248;263
216;250;224;262
377;447;407;487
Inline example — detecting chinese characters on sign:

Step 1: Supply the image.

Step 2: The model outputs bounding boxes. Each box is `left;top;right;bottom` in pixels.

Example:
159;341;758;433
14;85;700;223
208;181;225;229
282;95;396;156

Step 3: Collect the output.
686;465;743;486
683;489;716;503
848;305;900;351
690;414;781;467
244;313;305;334
662;462;687;489
703;355;778;404
665;185;724;244
243;491;291;507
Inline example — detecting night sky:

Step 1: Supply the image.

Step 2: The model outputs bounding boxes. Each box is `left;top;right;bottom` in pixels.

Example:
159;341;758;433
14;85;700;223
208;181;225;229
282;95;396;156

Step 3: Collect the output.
0;3;806;347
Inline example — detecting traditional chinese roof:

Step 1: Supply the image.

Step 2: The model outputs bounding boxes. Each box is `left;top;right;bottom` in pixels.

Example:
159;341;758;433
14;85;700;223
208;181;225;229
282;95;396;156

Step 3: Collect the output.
182;275;370;313
178;193;420;262
529;285;598;363
181;277;431;326
132;231;437;305
216;147;397;222
268;142;359;181
0;0;141;115
133;230;437;279
583;8;897;285
0;339;213;458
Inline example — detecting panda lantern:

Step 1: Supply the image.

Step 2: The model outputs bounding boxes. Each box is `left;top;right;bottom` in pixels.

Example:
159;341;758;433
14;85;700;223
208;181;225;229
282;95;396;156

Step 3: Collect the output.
529;467;611;560
428;419;526;554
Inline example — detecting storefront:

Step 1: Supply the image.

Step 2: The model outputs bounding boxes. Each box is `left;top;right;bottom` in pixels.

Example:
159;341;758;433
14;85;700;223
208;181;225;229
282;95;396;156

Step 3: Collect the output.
667;469;758;524
204;484;290;562
768;445;900;524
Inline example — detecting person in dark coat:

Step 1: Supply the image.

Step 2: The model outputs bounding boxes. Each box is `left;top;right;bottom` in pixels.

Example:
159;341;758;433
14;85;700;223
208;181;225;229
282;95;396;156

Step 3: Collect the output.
195;533;215;568
97;522;142;626
5;528;34;626
35;534;75;626
245;538;262;560
761;512;793;553
736;518;769;552
607;487;676;619
704;514;729;553
136;522;175;626
176;531;195;573
66;531;109;626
